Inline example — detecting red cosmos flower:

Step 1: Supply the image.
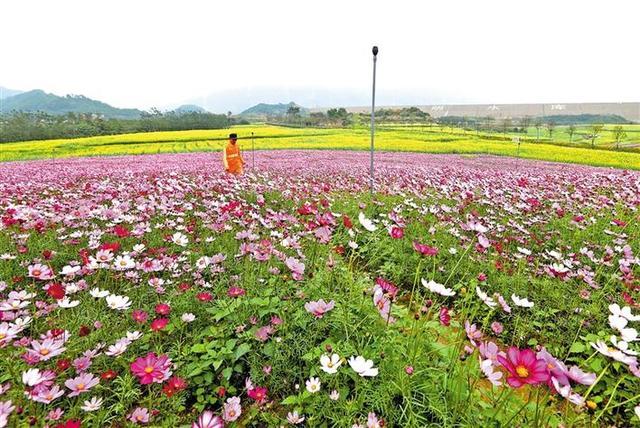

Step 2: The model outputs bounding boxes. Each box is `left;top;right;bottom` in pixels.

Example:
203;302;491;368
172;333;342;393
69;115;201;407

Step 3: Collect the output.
498;347;550;388
477;273;487;282
150;318;169;331
42;249;54;260
132;309;148;323
78;325;91;337
101;369;118;381
375;277;398;298
155;303;171;316
79;248;90;265
99;242;121;252
217;386;226;397
178;283;191;292
196;292;213;302
439;307;451;326
162;376;187;397
247;386;268;403
50;329;65;338
55;420;81;428
46;283;66;300
390;226;404;239
342;215;353;229
413;241;439;256
57;358;71;372
113;224;131;238
227;286;246;298
334;245;345;255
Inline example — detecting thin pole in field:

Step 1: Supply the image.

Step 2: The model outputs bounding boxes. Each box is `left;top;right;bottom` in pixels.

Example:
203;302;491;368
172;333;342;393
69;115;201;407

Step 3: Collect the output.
370;45;378;195
251;132;255;170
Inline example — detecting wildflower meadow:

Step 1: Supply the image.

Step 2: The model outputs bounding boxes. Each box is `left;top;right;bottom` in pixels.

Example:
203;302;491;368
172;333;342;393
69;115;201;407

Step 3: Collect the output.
0;150;638;427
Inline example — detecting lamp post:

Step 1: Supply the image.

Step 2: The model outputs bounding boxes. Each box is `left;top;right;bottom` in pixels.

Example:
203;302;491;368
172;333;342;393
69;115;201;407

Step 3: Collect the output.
370;45;378;195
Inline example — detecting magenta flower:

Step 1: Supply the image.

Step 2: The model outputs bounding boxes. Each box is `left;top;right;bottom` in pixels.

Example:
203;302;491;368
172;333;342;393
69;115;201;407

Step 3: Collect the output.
304;299;335;318
439;307;451;326
390;226;404;239
227;286;246;298
130;352;172;385
132;309;148;323
498;347;550;388
64;372;99;396
193;410;224;428
413;241;438;256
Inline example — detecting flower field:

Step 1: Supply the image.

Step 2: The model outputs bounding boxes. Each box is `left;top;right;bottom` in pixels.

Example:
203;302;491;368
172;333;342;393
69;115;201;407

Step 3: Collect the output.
1;124;639;170
0;150;639;427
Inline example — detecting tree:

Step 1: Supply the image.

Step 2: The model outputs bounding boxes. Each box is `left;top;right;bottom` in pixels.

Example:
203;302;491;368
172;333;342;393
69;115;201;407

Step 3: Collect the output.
567;124;576;143
613;125;627;149
534;120;543;142
501;118;512;135
546;121;556;140
589;124;604;148
286;105;301;117
520;116;532;134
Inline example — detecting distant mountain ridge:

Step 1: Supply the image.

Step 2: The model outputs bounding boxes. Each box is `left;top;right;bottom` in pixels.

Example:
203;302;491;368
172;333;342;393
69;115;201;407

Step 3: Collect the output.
173;104;207;114
240;102;308;118
0;89;142;119
0;86;23;99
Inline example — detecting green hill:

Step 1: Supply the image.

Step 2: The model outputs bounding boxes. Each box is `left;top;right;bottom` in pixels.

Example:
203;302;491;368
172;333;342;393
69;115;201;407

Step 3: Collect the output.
240;102;308;118
0;89;142;119
173;104;207;114
0;86;23;99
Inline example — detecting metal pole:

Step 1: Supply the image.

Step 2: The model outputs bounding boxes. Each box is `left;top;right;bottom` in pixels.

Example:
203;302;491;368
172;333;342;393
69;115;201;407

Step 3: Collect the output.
251;132;255;170
370;46;378;195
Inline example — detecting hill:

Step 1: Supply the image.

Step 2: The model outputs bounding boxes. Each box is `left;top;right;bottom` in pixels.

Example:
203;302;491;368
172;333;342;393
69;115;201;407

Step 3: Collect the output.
239;102;308;118
0;89;142;119
0;86;23;99
173;104;207;114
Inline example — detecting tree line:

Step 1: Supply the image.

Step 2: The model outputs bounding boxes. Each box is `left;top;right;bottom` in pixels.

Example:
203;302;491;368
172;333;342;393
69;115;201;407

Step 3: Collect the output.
0;110;245;143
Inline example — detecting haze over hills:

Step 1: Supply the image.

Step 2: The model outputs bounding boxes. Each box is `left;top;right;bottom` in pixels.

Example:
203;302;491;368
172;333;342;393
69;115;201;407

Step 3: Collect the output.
239;102;308;119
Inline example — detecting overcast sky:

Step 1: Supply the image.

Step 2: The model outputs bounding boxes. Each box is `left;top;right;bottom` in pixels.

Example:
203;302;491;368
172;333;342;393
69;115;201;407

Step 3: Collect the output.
2;0;639;112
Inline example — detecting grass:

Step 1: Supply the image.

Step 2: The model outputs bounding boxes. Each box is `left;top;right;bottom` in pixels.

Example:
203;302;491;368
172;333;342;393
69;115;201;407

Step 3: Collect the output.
1;124;639;170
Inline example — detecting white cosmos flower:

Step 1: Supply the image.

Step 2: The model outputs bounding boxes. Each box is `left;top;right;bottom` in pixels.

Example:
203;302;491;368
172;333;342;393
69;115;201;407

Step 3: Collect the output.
320;354;342;374
611;336;639;355
305;376;321;393
22;368;43;386
61;265;81;276
113;255;135;271
591;341;638;365
609;304;640;322
348;356;378;377
171;232;188;247
348;241;358;249
133;244;146;253
57;297;80;308
609;314;629;331
358;212;377;232
551;377;584;406
635;405;640;420
126;331;143;341
476;287;497;308
620;327;639;343
517;247;531;256
105;340;129;356
81;396;103;412
329;390;340;400
105;294;131;311
89;288;110;299
511;294;534;308
422;279;456;296
181;313;196;323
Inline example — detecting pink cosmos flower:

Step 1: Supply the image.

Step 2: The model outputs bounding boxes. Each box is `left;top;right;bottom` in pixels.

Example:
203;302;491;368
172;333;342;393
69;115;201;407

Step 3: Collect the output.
150;318;169;331
128;407;150;424
64;372;99;396
304;299;335;318
28;338;66;361
390;226;404;239
130;352;172;384
227;286;246;298
536;348;570;387
465;321;482;345
155;303;171;316
439;307;451;326
491;322;503;335
497;347;550;388
254;326;274;342
413;241;438;256
132;309;148;323
373;287;395;324
193;410;224;428
222;396;242;422
285;257;305;281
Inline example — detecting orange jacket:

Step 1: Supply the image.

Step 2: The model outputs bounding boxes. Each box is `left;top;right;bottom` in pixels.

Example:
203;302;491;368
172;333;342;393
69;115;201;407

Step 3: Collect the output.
223;142;244;174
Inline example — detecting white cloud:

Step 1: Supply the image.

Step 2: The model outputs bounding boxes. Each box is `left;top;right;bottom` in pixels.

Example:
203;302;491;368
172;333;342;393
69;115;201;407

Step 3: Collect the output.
2;0;638;110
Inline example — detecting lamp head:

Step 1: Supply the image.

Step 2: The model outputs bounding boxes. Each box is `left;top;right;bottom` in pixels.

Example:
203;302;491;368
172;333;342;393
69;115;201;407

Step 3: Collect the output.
372;46;379;56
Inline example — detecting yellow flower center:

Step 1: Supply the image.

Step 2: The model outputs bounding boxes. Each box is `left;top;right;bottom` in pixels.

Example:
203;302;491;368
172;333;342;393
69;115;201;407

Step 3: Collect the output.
229;410;236;417
0;334;6;340
40;348;50;356
515;365;529;378
33;270;41;276
77;383;85;390
144;366;154;374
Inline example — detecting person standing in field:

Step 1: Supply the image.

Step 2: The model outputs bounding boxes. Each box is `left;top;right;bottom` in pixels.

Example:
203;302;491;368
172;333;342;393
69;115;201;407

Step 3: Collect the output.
223;133;245;175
